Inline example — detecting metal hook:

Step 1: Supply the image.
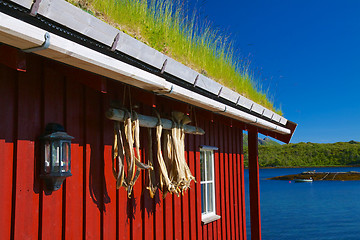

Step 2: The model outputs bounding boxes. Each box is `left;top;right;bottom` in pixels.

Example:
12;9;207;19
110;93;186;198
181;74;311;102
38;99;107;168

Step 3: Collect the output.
23;32;50;53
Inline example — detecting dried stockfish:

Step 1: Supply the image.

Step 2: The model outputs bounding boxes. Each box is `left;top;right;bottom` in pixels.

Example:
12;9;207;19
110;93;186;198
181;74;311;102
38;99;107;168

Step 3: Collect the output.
146;128;157;198
154;112;176;198
112;110;152;198
112;109;195;198
112;121;125;189
156;112;196;196
169;112;196;194
122;110;136;197
162;130;173;178
133;111;152;170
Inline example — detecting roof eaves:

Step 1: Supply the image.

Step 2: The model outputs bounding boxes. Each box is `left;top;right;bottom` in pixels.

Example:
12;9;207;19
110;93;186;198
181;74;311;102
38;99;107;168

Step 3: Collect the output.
1;0;297;143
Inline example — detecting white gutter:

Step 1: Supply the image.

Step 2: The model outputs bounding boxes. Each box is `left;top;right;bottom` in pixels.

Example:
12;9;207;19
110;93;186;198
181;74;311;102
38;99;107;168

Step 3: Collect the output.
0;12;291;135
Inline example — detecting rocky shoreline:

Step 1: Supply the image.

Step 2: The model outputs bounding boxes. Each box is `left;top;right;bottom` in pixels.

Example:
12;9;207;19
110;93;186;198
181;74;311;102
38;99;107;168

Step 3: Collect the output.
268;171;360;181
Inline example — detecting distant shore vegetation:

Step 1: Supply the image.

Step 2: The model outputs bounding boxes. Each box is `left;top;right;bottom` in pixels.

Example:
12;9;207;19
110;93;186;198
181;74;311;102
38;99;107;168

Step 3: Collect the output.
244;140;360;168
66;0;281;114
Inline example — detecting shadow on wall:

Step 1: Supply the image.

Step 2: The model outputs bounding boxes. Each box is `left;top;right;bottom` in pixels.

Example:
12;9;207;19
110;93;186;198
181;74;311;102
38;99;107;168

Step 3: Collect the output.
89;144;111;212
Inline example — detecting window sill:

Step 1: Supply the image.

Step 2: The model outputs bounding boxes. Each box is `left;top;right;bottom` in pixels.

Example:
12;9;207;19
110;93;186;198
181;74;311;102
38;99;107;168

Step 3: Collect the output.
201;214;221;225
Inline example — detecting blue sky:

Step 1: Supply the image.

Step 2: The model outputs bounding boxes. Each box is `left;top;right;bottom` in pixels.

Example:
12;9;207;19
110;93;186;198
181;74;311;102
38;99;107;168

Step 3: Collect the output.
189;0;360;143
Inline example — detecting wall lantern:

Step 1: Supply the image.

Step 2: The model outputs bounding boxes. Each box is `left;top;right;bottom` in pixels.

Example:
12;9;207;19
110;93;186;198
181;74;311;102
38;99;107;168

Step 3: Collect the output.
40;123;74;191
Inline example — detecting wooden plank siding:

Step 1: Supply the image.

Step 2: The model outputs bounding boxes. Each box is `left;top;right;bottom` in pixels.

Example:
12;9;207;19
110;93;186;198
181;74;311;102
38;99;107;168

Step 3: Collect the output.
0;64;16;240
0;50;248;240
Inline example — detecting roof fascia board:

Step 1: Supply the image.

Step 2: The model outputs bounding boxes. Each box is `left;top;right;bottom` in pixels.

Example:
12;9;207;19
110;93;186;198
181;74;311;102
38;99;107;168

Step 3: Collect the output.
258;120;297;144
218;86;240;104
164;57;199;85
9;0;32;9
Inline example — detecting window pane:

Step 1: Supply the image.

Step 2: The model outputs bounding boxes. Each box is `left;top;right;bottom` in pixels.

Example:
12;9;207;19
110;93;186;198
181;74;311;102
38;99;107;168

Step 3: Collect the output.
207;183;214;213
200;151;205;181
206;151;213;181
201;183;206;213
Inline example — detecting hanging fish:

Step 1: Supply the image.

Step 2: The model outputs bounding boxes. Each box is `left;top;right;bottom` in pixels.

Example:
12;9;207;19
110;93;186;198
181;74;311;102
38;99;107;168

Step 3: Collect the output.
112;109;152;198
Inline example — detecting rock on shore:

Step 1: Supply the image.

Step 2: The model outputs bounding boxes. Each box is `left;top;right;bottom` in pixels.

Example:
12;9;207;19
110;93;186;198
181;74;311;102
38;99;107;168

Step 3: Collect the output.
268;171;360;181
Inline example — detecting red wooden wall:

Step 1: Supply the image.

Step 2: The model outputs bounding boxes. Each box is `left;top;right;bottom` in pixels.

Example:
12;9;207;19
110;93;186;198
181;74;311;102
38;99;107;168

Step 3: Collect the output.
0;50;247;240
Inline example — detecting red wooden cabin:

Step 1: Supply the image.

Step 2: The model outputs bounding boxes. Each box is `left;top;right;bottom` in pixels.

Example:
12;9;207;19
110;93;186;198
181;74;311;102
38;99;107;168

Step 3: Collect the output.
0;1;296;239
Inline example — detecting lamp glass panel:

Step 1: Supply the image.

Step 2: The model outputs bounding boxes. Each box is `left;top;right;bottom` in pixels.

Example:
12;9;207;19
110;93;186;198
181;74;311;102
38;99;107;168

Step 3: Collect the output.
44;141;51;173
61;142;70;172
51;140;61;172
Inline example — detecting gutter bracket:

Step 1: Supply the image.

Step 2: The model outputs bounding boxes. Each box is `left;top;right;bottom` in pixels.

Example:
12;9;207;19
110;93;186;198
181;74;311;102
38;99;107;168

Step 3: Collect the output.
23;32;50;53
111;33;120;52
30;0;42;17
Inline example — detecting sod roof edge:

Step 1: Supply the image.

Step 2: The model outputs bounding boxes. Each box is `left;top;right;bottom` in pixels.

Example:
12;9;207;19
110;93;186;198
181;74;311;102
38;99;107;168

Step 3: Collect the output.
4;0;295;141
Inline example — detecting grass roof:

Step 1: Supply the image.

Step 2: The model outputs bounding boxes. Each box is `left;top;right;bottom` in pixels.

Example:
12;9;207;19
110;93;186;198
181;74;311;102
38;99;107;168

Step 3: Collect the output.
67;0;281;114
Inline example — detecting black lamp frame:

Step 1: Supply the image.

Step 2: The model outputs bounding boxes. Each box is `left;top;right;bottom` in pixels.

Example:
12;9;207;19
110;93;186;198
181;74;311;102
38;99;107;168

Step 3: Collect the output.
40;123;74;191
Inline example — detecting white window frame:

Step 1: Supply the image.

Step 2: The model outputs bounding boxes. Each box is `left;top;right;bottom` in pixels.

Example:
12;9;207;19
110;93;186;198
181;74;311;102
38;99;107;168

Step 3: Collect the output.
200;145;221;224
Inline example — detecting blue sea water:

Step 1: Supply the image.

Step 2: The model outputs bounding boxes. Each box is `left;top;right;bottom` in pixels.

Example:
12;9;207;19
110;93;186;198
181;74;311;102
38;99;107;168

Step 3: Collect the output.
245;167;360;240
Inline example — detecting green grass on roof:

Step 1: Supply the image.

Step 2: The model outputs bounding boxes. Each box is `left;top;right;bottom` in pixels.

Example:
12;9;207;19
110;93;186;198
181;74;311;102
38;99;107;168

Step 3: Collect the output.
67;0;282;115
